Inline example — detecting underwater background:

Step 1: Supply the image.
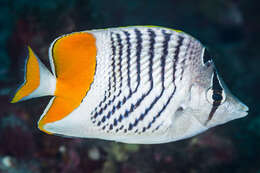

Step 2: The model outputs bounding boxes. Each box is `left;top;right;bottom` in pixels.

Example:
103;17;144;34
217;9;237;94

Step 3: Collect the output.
0;0;259;172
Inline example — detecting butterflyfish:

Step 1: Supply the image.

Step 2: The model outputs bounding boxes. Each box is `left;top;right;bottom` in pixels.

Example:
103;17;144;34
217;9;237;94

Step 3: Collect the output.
11;26;249;144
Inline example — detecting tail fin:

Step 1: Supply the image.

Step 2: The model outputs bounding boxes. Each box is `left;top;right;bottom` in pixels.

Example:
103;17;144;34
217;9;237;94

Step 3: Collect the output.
11;46;56;103
11;33;97;135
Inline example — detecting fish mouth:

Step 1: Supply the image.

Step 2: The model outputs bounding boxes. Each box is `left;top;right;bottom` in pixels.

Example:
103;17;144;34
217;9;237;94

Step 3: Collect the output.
241;104;249;112
239;110;248;117
237;103;249;118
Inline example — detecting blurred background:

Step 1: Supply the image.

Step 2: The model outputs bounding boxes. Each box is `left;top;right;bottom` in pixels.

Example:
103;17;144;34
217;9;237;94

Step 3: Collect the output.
0;0;259;172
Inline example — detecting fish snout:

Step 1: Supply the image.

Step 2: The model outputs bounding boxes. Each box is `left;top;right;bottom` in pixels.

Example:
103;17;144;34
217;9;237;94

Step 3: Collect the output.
237;101;249;117
230;97;249;118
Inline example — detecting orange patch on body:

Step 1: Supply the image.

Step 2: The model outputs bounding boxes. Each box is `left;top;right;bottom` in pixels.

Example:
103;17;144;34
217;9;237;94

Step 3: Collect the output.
11;47;40;103
38;32;97;132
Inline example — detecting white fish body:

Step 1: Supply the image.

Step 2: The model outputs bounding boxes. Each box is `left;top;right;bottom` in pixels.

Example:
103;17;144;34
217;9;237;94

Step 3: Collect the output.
11;26;248;144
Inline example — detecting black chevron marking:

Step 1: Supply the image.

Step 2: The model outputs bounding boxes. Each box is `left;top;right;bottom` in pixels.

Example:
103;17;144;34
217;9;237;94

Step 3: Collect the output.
115;33;123;98
173;36;184;82
179;40;191;81
131;29;171;130
91;32;119;120
91;32;116;117
125;29;155;115
93;33;118;121
123;31;132;94
143;34;184;133
107;31;133;132
152;122;164;133
111;34;117;92
95;29;143;128
142;87;176;133
114;28;156;131
96;33;125;126
133;28;142;93
132;29;155;105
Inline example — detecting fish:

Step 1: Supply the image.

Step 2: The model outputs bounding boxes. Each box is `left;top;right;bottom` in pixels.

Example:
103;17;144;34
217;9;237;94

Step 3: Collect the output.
11;26;249;144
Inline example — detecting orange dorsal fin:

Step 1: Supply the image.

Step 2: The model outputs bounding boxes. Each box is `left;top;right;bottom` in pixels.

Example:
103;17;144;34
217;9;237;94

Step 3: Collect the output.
38;32;97;133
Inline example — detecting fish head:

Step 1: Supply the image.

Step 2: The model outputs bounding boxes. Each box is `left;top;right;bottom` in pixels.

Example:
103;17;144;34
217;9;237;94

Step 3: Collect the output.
185;48;249;129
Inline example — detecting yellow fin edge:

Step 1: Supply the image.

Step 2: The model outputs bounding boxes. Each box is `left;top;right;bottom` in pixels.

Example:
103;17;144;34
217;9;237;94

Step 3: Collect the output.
118;25;184;33
11;46;40;103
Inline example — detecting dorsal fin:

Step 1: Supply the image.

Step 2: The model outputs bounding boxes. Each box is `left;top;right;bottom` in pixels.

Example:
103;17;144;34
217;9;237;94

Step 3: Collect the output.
38;32;97;133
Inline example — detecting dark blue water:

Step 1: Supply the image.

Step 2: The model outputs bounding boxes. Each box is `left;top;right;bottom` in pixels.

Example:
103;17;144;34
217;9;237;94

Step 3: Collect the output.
0;0;259;172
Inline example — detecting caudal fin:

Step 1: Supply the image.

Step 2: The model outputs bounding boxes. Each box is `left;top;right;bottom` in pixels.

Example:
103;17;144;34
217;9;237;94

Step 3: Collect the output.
12;33;97;135
11;46;56;103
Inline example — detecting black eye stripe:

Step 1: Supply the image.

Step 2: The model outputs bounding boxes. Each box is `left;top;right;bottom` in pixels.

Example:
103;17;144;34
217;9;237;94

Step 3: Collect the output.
205;70;224;125
212;92;223;102
203;48;212;65
212;70;222;91
212;70;223;103
205;106;218;125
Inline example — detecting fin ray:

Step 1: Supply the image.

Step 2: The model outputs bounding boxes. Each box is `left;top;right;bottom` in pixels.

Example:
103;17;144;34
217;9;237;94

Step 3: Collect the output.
11;46;56;103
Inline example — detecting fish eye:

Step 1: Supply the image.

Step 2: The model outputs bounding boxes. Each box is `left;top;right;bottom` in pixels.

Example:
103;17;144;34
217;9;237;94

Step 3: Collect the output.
206;88;226;105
